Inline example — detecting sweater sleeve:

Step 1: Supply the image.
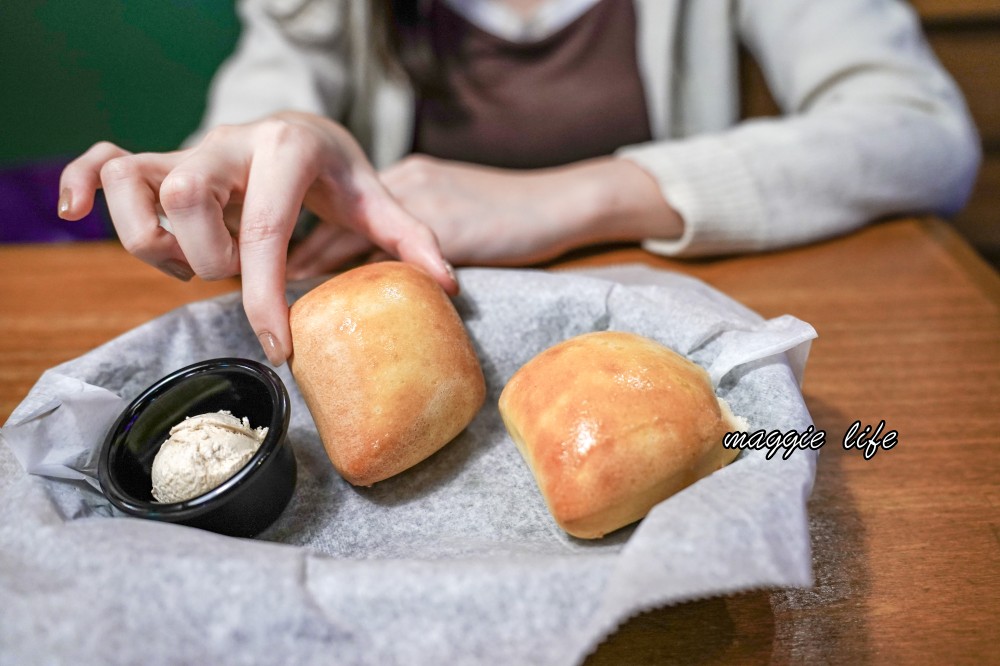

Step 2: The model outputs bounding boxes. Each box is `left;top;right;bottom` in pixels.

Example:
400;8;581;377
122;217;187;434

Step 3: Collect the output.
618;0;981;257
184;0;353;146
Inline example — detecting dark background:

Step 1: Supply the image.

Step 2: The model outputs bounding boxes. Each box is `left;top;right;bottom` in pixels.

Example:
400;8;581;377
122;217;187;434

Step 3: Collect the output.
1;0;239;165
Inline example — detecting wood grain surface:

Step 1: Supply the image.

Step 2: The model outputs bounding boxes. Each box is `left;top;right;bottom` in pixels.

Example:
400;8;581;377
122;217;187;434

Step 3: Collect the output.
1;217;998;663
910;0;1000;22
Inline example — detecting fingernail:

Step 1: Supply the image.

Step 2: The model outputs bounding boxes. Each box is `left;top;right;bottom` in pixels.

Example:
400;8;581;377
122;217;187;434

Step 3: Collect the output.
258;331;286;367
159;259;195;281
442;260;459;293
57;188;72;218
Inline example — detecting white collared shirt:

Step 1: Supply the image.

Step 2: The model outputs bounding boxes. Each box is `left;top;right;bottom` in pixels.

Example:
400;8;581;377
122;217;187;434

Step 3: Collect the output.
441;0;602;42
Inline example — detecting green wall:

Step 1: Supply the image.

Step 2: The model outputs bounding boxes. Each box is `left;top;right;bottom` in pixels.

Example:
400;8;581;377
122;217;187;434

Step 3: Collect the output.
1;1;240;166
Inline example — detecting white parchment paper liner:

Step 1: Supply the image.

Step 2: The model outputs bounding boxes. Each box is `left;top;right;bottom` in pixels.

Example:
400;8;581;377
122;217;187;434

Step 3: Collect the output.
0;265;818;665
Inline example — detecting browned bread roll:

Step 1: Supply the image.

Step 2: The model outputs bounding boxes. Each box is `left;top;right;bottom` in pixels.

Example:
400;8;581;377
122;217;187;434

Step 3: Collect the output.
289;261;486;486
498;331;744;539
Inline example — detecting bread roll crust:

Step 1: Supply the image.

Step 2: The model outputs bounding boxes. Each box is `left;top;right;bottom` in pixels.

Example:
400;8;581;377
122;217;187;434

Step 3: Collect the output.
289;262;485;486
499;331;742;538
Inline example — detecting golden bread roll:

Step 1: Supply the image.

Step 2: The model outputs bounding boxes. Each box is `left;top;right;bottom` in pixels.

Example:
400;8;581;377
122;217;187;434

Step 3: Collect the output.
289;261;486;486
498;331;744;539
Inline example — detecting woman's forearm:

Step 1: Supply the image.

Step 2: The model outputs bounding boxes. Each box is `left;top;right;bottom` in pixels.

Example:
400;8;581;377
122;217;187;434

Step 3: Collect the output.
546;157;684;253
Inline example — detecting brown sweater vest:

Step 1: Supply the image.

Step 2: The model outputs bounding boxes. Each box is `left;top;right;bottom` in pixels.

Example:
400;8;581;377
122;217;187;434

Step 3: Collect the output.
408;0;652;169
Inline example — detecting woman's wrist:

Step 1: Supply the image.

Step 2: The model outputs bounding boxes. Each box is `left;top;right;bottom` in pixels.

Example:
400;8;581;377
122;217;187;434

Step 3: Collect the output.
551;157;684;250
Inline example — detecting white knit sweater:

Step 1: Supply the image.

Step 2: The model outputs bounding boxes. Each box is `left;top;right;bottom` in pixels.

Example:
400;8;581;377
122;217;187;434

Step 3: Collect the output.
192;0;980;257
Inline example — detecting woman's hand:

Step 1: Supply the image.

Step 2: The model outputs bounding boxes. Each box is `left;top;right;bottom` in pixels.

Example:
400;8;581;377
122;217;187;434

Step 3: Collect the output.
58;112;457;366
382;156;590;266
288;154;684;274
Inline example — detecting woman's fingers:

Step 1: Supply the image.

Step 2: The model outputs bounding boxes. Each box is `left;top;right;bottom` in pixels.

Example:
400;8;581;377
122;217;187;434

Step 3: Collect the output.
60;143;194;280
99;152;194;280
286;223;374;280
159;148;242;281
356;189;458;295
394;221;458;295
58;141;131;220
64;116;460;370
237;124;320;366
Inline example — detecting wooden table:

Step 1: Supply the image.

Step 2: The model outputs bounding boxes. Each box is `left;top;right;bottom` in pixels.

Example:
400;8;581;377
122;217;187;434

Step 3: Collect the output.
2;217;997;663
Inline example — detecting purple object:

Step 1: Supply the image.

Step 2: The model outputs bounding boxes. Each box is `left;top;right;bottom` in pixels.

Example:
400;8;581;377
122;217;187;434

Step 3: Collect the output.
0;159;112;243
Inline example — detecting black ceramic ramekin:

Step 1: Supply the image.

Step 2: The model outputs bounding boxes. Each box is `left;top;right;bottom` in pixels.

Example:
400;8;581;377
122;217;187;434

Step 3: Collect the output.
98;358;295;537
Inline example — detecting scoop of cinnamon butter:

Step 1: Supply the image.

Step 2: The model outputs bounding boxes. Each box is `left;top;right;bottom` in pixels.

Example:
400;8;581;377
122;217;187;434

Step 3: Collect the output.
499;331;745;538
289;262;485;486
